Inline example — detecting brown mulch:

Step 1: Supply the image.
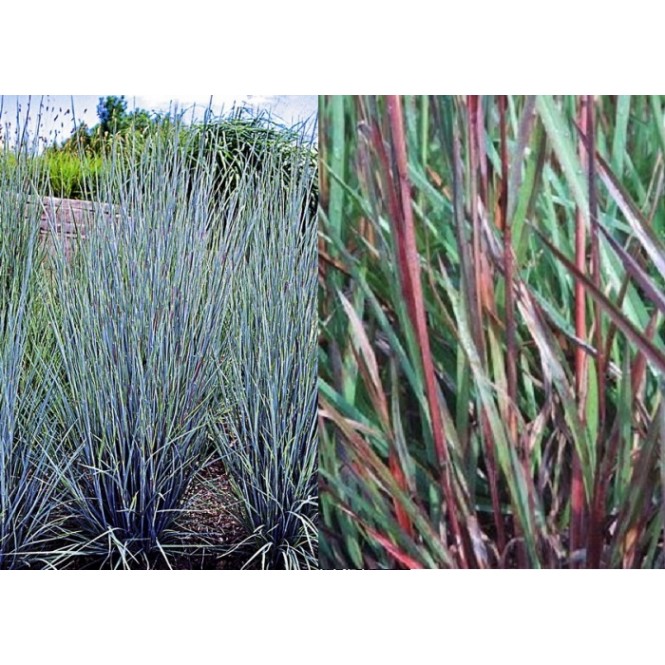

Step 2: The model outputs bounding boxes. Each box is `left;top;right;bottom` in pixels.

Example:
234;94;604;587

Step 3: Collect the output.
171;459;249;569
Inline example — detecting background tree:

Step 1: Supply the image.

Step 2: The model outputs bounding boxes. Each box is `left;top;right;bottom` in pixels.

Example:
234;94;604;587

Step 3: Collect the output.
96;95;129;136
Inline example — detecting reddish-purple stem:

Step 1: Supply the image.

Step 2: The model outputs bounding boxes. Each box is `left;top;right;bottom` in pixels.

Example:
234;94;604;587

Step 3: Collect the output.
385;96;468;567
571;96;589;562
467;96;507;556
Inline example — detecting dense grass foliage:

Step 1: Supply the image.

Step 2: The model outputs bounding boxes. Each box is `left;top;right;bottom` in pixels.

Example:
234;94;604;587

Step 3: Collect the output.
212;153;318;569
46;135;252;567
38;151;106;199
189;115;318;211
319;95;665;569
0;150;62;568
0;106;317;569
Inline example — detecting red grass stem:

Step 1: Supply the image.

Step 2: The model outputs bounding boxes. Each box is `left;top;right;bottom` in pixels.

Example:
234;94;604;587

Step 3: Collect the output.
385;95;468;566
570;96;589;562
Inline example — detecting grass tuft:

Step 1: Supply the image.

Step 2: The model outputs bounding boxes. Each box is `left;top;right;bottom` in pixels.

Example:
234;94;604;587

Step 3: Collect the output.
212;150;318;569
319;95;665;569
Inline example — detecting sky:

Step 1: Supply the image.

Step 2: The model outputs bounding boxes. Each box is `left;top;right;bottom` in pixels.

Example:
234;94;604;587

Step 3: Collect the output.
0;95;317;149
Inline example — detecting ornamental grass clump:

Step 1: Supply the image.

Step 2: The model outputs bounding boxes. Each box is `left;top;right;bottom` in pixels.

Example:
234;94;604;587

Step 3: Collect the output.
189;113;318;207
212;150;318;569
46;125;252;568
0;148;63;569
319;95;665;569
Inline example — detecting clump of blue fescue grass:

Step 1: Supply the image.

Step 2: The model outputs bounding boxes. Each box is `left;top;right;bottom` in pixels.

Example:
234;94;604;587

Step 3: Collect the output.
212;148;318;569
46;124;253;568
0;150;63;569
